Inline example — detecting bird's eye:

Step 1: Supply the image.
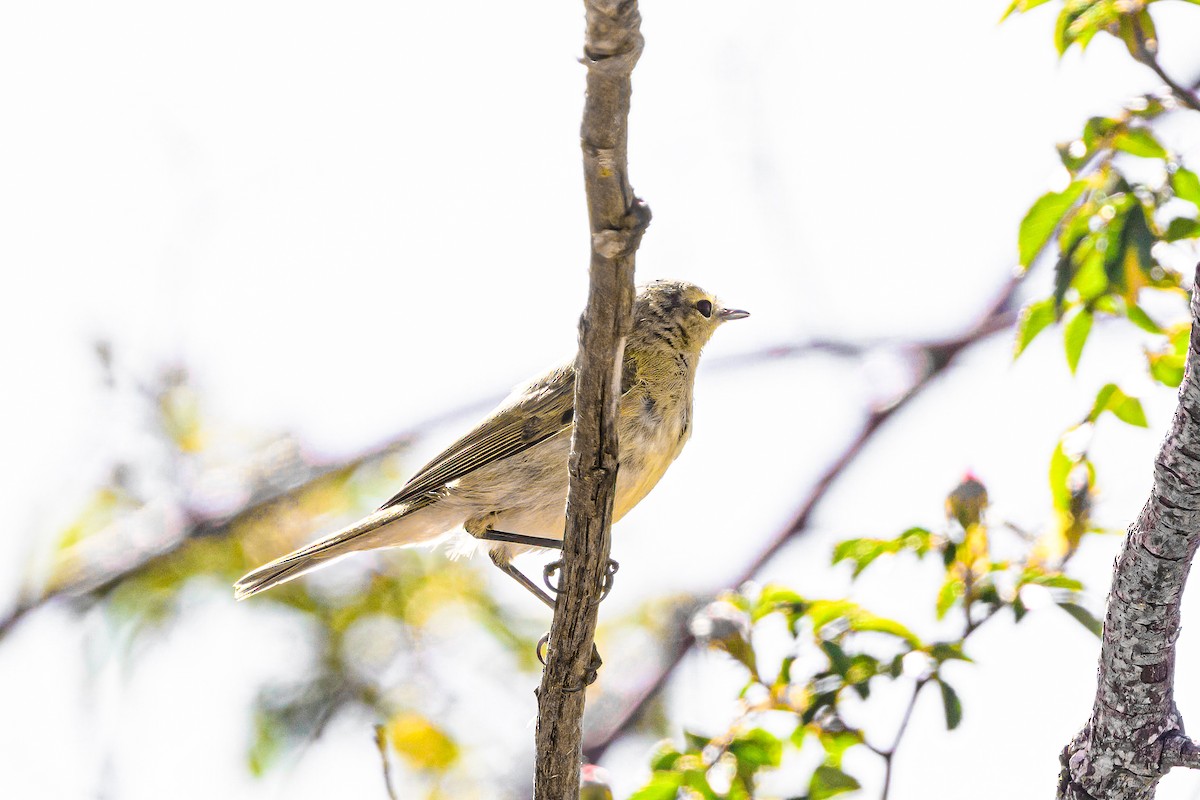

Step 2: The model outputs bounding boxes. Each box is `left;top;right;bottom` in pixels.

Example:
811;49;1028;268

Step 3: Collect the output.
696;299;713;318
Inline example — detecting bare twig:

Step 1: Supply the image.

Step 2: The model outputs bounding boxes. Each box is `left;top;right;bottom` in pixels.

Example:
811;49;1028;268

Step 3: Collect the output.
1129;16;1200;113
1057;264;1200;798
532;2;647;798
0;392;505;642
373;725;399;800
879;677;930;800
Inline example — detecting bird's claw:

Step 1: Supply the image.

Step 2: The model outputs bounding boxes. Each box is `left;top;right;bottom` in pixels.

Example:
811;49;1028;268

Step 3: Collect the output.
542;558;620;601
600;559;619;601
535;636;603;690
543;560;563;594
564;644;603;692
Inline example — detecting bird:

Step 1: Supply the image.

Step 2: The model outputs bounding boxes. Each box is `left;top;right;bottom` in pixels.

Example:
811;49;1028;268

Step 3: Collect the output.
233;280;748;608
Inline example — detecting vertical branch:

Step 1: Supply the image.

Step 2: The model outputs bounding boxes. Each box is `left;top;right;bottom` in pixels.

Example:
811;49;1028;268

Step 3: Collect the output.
1058;265;1200;799
533;2;648;799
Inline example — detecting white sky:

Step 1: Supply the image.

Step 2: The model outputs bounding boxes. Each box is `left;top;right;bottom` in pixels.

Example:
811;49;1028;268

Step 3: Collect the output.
3;1;1200;798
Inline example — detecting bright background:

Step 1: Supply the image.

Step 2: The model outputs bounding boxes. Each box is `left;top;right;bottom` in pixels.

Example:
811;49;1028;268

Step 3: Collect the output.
3;1;1200;798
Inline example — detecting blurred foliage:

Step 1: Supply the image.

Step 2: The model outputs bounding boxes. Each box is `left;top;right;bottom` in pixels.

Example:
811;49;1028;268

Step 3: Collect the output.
632;474;1099;797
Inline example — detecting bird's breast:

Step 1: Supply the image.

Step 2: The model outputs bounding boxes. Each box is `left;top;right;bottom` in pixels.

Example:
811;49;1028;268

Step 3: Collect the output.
612;383;692;521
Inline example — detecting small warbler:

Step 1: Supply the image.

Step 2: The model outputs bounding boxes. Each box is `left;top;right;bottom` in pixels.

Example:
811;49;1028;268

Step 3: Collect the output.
234;280;748;606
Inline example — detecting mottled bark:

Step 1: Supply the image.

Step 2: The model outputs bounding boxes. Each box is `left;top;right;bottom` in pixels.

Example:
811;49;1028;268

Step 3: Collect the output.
532;2;647;799
1059;268;1200;798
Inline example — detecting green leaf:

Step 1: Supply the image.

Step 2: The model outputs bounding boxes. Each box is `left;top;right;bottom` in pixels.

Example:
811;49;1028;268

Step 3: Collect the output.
927;642;973;664
831;539;886;578
897;526;933;554
1149;352;1186;387
1082;116;1118;151
1014;298;1058;359
682;771;720;800
629;772;685;800
1148;330;1189;388
800;692;838;725
1165;217;1200;242
1000;0;1054;21
1112;128;1167;159
1059;601;1103;637
807;600;922;646
1049;440;1074;512
1053;236;1086;310
1087;383;1148;427
1111;394;1147;427
821;640;852;676
1053;5;1074;53
728;728;783;770
1125;303;1163;333
777;654;796;686
1064;308;1093;373
648;742;683;772
936;577;964;620
1100;201;1131;290
1122;202;1157;285
818;729;864;768
683;730;711;753
248;710;285;776
751;585;806;633
1055;2;1114;54
1012;593;1028;622
938;679;964;730
845;654;879;690
1019;568;1084;591
1172;167;1200;206
809;765;862;800
1019;181;1087;268
831;528;932;577
847;612;921;647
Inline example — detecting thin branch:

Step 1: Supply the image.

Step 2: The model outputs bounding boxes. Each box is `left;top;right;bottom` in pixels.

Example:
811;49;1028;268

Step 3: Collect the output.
1161;733;1200;770
373;725;399;800
583;277;1020;762
875;590;1002;798
0;392;504;642
1129;17;1200;113
879;677;930;800
532;2;647;798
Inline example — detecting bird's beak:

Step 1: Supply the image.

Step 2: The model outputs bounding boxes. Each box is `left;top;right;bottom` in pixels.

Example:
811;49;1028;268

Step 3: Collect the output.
719;307;750;322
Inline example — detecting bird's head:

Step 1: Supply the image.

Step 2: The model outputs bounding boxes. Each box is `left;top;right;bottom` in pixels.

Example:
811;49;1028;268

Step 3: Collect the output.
633;280;749;353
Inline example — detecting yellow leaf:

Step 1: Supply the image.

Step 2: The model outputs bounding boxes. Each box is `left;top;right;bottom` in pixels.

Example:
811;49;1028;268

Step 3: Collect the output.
385;713;459;771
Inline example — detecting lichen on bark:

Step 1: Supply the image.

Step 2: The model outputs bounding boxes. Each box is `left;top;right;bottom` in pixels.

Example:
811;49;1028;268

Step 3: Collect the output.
1060;266;1200;799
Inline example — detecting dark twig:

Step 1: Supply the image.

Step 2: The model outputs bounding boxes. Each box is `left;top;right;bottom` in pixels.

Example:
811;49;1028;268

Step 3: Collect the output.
879;677;930;800
0;395;498;642
373;725;400;800
1128;16;1200;113
532;2;647;798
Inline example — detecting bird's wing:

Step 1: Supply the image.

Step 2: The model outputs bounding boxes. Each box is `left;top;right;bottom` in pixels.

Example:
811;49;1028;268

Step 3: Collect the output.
378;363;578;510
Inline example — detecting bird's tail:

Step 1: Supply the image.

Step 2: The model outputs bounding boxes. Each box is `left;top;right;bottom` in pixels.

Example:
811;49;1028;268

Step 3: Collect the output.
234;503;425;600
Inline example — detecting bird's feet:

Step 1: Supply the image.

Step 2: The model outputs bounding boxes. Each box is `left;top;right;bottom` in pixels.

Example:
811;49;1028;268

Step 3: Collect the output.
536;636;603;690
543;558;620;601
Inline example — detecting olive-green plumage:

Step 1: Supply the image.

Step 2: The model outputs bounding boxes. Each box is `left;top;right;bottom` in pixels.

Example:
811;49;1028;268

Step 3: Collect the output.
233;280;747;600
